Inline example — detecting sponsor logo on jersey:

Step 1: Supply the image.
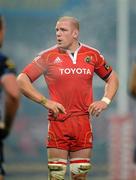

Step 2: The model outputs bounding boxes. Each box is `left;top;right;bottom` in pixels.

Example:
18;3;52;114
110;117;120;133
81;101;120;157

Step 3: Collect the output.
54;57;62;64
84;56;92;63
59;68;91;75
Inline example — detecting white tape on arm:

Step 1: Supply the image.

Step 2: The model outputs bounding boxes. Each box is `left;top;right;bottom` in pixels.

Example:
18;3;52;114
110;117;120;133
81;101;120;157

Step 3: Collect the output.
101;97;111;105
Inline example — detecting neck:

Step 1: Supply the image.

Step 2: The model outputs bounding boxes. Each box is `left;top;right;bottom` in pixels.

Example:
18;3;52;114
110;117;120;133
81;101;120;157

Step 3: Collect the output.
59;41;80;53
68;41;80;53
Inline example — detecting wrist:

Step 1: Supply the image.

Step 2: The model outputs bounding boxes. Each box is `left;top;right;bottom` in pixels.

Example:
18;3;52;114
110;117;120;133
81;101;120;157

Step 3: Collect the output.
39;97;47;106
101;97;111;105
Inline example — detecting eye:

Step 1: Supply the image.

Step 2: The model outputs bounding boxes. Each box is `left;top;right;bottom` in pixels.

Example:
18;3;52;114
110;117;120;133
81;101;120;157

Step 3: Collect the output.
56;28;59;32
60;28;67;32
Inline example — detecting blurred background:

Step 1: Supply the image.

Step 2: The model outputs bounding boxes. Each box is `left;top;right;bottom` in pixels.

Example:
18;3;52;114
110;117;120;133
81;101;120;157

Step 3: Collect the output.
0;0;136;179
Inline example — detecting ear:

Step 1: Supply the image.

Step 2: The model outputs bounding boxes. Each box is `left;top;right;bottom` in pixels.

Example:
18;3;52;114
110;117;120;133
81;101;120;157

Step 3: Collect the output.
73;29;79;39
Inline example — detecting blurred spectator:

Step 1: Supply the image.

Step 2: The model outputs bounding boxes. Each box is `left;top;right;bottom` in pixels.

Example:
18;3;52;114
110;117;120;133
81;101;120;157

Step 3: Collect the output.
128;60;136;179
0;15;20;180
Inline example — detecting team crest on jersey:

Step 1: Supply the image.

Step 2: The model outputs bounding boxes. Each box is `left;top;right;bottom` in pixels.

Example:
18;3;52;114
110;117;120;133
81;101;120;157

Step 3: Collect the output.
104;64;110;70
84;56;92;63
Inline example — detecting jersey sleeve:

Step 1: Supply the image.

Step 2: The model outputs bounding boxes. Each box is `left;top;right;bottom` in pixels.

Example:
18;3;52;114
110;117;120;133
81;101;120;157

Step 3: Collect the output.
94;52;112;80
22;53;48;82
0;57;16;77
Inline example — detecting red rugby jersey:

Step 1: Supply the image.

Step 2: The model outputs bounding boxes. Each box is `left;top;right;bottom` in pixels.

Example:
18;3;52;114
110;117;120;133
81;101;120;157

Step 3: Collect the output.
23;43;112;117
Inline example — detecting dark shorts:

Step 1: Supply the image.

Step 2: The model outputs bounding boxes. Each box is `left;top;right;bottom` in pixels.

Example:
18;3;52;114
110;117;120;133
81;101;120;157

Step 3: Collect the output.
46;115;93;151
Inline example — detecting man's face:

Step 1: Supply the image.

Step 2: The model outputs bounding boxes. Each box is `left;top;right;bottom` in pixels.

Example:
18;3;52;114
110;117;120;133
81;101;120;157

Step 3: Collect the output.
55;20;78;50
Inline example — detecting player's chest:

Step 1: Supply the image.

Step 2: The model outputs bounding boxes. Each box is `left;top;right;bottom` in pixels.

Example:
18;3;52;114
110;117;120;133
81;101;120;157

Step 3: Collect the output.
46;53;95;79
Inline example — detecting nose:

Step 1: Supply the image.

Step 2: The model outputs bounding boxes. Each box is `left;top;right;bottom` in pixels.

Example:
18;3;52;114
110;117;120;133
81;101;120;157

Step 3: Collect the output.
56;30;61;37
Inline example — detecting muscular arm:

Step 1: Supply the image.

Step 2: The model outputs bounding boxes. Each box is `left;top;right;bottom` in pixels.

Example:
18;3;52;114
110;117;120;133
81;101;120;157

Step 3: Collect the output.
1;74;20;131
89;71;119;117
17;73;46;103
103;70;119;100
17;73;65;115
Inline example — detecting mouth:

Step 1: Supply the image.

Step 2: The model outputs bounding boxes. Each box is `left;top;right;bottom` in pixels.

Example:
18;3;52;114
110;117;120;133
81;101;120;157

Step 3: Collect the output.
57;39;62;44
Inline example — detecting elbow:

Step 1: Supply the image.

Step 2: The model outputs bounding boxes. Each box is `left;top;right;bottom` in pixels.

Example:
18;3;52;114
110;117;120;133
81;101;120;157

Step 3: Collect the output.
17;73;30;95
7;83;20;102
17;73;26;91
112;71;119;89
114;71;119;89
9;86;20;103
6;88;20;105
13;89;20;102
106;71;119;90
17;74;24;91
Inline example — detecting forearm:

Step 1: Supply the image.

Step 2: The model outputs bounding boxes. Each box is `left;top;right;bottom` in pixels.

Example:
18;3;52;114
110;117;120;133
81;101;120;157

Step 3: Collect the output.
17;73;66;115
17;73;47;105
89;71;119;116
2;74;20;130
103;71;119;101
4;95;19;129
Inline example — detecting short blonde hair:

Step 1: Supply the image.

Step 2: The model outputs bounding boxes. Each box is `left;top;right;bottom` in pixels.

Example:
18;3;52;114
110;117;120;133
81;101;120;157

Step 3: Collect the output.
57;16;80;30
